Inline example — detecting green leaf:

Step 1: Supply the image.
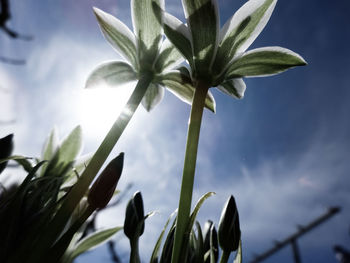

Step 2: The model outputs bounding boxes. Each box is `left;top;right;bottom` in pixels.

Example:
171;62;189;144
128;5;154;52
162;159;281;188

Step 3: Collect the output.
194;222;204;263
85;61;137;89
214;0;277;74
180;192;215;262
226;46;307;78
156;70;216;112
187;192;215;237
14;158;34;173
217;78;246;99
233;240;242;263
64;153;92;184
141;83;164;112
0;155;32;164
93;7;138;68
182;0;219;75
58;126;83;165
131;0;163;62
40;127;59;176
154;39;184;73
153;2;193;66
70;226;123;260
150;210;177;263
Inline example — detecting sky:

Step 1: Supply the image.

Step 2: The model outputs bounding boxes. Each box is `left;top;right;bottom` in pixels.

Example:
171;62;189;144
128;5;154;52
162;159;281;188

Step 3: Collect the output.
1;0;350;262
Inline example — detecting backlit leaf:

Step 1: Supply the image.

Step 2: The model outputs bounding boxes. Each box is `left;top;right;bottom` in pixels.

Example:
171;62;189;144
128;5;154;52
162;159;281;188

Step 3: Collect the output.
93;7;138;68
131;0;164;62
154;39;184;73
214;0;277;74
226;46;307;78
70;226;123;260
182;0;219;75
156;70;216;112
58;126;83;165
141;84;165;112
153;2;193;66
85;61;137;89
217;78;246;99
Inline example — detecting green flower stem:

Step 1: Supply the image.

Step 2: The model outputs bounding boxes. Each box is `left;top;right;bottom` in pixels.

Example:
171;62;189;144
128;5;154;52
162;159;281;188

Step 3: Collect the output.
130;237;141;263
171;81;210;263
30;74;153;261
219;250;230;263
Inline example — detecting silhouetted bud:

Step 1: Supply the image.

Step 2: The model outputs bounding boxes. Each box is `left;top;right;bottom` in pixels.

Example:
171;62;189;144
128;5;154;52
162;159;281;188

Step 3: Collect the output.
88;153;124;209
124;191;145;240
218;195;241;252
0;134;14;174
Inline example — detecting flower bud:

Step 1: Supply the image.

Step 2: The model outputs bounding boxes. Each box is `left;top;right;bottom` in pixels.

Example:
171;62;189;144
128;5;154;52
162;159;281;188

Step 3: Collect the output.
124;191;145;240
88;153;124;209
218;195;241;252
0;134;14;174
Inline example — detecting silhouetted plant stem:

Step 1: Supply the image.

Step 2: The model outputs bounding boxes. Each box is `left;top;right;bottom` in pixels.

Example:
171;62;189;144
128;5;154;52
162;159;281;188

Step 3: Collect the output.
130;237;141;263
171;81;210;263
30;74;153;261
219;250;230;263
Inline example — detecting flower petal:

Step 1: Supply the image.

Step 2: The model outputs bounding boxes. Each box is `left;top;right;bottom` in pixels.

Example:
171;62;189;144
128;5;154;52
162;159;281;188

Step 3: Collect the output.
225;46;307;78
93;7;138;68
154;39;184;73
131;0;164;64
217;78;246;99
85;61;137;89
213;0;277;74
152;2;193;67
141;84;164;112
156;69;216;112
182;0;219;75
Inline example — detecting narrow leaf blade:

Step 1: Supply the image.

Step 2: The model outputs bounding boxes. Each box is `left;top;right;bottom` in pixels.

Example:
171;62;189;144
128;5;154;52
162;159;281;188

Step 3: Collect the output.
150;210;177;263
233;240;242;263
187;192;215;235
70;226;123;260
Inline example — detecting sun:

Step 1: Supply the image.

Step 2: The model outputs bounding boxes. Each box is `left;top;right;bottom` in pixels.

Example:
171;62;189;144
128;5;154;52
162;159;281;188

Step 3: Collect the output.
78;82;136;138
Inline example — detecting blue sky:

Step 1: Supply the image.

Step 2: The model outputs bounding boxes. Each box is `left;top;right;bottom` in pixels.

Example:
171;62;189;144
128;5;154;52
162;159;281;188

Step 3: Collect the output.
1;0;350;262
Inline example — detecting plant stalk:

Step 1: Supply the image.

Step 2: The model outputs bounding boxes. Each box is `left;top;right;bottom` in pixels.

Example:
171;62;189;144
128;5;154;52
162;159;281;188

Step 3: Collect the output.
219;250;230;263
130;237;141;263
29;74;153;261
171;81;210;263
